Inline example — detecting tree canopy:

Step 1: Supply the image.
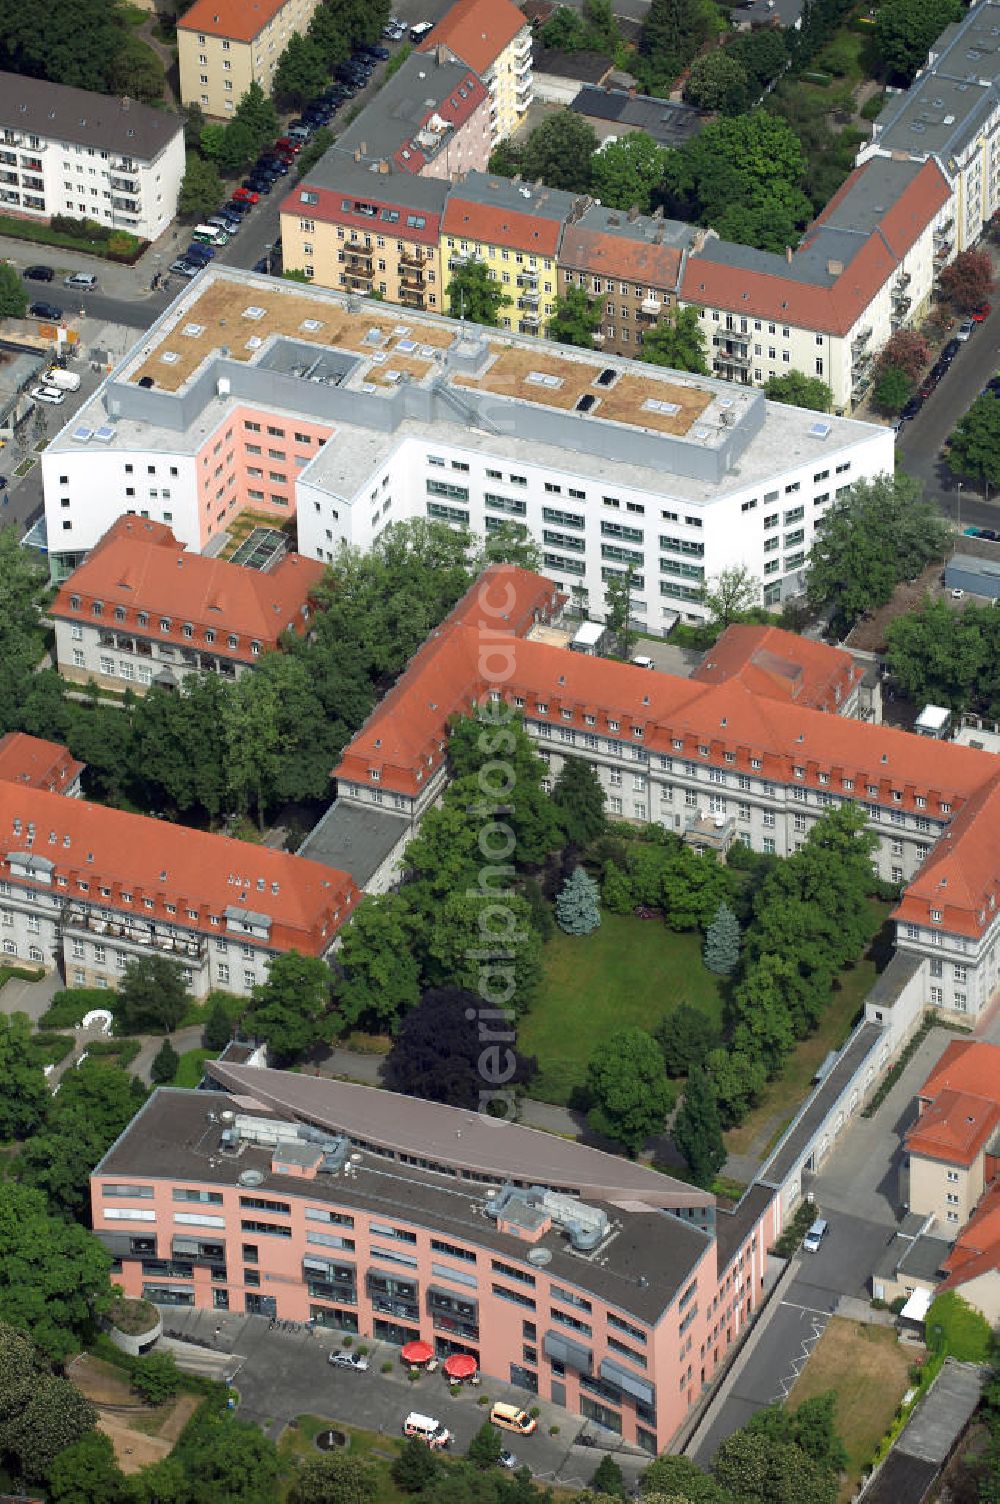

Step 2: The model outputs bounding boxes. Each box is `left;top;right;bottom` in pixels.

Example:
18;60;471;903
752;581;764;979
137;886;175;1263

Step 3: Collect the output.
384;987;536;1109
764;372;833;412
521;113;598;193
938;248;993;314
640;307;709;374
660;111;812;253
636;0;722;95
116;956;188;1035
587;1027;674;1154
548;286;602;349
948;393;1000;492
874;0;963;83
590;133;669;213
805;472;950;636
447;261;512;326
886;597;1000;718
0;1184;111;1359
244;952;335;1063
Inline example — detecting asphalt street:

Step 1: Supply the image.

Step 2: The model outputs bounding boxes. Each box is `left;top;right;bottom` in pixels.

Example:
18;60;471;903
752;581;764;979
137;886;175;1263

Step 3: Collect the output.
896;298;1000;531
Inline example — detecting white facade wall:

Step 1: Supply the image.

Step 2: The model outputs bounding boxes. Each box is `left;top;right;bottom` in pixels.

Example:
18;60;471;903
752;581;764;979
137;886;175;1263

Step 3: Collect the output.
42;445;200;582
52;617;251;693
0;123;185;242
297;426;895;625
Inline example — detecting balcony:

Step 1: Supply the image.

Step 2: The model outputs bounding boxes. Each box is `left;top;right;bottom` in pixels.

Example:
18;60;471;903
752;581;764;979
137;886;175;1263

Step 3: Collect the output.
345;246;372;265
516;272;537;288
641;295;662;315
851;326;872;351
713;342;751;366
398;247;427;268
110;176;140;194
682;811;736;858
851;349;872;374
515;74;533;98
63;907;206;960
345;271;373;290
399;286;426;306
399;267;425;287
514;31;532;57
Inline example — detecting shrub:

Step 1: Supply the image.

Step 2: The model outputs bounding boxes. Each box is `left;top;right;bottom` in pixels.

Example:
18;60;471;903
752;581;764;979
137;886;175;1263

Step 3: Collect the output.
40;987;115;1029
132;1350;182;1405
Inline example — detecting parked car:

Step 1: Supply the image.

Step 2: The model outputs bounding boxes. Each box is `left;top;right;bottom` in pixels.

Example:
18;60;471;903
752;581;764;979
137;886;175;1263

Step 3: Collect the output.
185;243;214;263
225;199;254;217
957;318;975;340
498;1453;519;1471
22;264;53;282
329;1351;369;1370
980;529;1000;542
232;187;259;204
964;525;985;537
28;301;63;320
252;257;272;274
64;271;98;291
274;137;301;156
30;384;66;404
169;259;202;278
244;176;272;194
900;395;922;421
972;302;991;322
942;338;961;360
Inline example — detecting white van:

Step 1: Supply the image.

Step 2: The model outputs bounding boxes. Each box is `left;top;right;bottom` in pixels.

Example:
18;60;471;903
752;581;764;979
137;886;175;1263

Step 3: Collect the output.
803;1217;828;1253
631;655;654;670
46;369;81;393
403;1412;451;1448
490;1402;536;1435
410;20;434;42
192;223;228;246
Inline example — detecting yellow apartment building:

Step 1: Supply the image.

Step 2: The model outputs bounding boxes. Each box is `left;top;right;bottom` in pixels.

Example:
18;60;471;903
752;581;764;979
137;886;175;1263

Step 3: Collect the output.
178;0;324;117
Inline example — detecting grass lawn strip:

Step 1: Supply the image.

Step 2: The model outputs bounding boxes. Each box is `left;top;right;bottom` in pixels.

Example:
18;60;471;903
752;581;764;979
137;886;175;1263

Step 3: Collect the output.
278;1415;408;1502
788;1317;917;1502
521;914;725;1105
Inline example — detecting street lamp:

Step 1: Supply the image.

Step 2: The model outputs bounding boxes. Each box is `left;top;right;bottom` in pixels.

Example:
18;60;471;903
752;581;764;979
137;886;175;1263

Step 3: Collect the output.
957;480;963;531
264;243;273;276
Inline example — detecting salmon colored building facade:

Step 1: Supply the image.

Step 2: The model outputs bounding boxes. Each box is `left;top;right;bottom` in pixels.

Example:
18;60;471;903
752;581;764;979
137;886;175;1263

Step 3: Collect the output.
92;1060;779;1451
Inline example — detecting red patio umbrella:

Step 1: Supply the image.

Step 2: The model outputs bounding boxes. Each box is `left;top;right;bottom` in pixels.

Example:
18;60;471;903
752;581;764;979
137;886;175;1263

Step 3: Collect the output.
401;1340;434;1364
442;1353;478;1380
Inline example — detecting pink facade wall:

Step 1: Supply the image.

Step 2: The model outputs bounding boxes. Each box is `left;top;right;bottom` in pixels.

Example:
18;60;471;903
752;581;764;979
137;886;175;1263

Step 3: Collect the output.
417;98;493;183
93;1168;777;1452
191;408;335;550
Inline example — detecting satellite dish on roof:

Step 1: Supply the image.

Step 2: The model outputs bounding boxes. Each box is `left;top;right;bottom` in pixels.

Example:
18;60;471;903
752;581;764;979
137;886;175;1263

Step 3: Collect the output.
527;1248;552;1266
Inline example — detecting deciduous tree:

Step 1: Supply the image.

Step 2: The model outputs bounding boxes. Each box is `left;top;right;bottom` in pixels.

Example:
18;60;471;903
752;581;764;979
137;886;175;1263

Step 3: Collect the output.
520;113;597;193
656;1003;721;1076
384;987;536;1109
273;33;329;107
447;260;512;326
0;1183;111;1359
290;1455;378;1503
590;132;668;213
334;893;422;1031
939;247;994;314
705;1046;766;1127
873;365;912;414
0;1013;48;1140
684;49;750;114
948;393;1000;493
805;472;949;636
764;371;832;412
0;262;28;318
587;1028;674;1154
48;1430;132;1504
548;285;602;349
878;328;929;381
701;565;761;630
116;955;188;1035
875;0;963;84
640;306;709;374
244;952;335;1063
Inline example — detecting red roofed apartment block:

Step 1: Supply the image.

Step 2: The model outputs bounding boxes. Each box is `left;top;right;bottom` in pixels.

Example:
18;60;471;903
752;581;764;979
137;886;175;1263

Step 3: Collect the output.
0;733;84;797
0;770;356;996
904;1041;1000;1247
418;0;533;143
335;563;1000;1019
51;516;326;694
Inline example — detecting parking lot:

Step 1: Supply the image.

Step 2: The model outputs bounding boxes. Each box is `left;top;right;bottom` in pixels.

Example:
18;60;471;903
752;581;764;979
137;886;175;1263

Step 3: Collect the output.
163;1305;650;1494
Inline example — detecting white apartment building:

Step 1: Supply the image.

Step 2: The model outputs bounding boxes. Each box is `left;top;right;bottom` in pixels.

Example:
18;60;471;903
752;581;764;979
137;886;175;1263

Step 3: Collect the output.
679;156;952;414
860;0;1000;255
0;74;185;242
40;269;894;621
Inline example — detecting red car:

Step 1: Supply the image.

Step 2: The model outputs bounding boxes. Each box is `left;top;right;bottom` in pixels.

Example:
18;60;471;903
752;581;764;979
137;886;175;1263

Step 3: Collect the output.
232;187;259;204
972;303;992;322
274;137;301;156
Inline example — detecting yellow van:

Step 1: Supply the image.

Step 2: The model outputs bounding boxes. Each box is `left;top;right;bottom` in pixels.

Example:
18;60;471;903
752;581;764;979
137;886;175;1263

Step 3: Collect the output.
490;1403;536;1435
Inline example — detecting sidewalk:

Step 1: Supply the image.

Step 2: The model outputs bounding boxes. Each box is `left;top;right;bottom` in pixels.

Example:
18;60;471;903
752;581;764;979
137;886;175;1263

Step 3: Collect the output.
0;219;185;294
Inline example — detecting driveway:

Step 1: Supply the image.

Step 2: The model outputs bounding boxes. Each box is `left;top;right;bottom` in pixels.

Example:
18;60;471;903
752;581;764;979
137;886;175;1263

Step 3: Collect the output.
0;968;60;1024
162;1306;649;1494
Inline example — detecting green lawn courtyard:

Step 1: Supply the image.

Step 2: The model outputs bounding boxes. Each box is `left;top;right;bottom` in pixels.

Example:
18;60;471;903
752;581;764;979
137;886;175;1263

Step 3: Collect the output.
520;913;725;1105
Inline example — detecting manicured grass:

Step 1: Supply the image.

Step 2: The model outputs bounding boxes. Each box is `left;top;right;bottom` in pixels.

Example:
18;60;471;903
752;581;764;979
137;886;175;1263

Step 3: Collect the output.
0;964;45;991
278;1416;407;1503
521;914;726;1105
172;1049;216;1089
788;1318;916;1501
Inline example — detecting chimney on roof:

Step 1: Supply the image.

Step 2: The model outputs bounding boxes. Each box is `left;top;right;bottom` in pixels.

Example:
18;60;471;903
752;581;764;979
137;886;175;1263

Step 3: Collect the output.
608;211;620;227
354;147;362;162
785;245;793;263
692;228;707;254
827;258;844;276
652;205;663;221
627;205;640;222
436;43;447;64
378;158;389;173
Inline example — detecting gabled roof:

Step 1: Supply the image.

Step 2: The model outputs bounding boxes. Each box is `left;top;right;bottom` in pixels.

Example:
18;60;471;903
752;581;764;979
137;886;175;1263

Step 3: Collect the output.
905;1088;1000;1168
896;776;1000;939
52;517;326;667
680;159;952;334
418;0;528;73
690;624;859;712
559;209;685;289
916;1040;1000;1110
0;779;356;955
442;172;580;255
942;1181;1000;1291
0;72;182;162
177;0;287;42
0;733;83;795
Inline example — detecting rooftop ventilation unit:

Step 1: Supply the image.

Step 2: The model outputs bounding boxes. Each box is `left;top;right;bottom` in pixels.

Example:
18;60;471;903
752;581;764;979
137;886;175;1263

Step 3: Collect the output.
160;351;179;365
238;1168;265;1187
300;319;322;332
182;323;205;338
70;425;94;444
808;420;832;439
92;424;115;444
243;306;267;321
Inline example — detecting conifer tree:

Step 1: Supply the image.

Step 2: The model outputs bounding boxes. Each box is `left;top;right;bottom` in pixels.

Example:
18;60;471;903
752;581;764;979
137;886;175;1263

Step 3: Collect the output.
556;866;601;935
703;900;741;974
673;1066;726;1187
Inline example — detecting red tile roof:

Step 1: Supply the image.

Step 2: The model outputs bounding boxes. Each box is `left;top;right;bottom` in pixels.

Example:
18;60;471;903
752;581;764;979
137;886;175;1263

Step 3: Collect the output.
691;624;860;712
0;781;356;956
177;0;288;42
942;1180;1000;1290
0;734;84;795
559;224;682;289
418;0;528;73
916;1040;1000;1110
442;195;564;256
680;160;952;334
391;71;489;174
895;774;1000;939
52;517;327;668
336;567;1000;941
905;1087;1000;1168
280;182;444;244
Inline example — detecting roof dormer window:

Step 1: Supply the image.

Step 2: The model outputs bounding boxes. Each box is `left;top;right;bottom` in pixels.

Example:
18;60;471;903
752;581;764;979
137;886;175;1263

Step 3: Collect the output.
931;909;942;923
